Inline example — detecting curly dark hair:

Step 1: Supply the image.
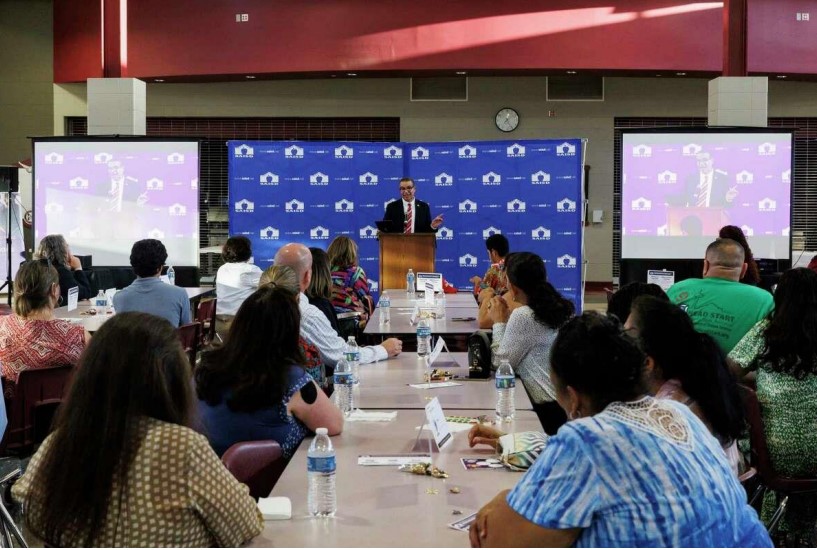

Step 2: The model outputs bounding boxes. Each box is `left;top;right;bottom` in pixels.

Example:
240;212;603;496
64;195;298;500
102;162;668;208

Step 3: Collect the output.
505;252;574;329
129;239;168;277
606;282;669;324
719;225;760;285
760;268;817;379
221;236;252;263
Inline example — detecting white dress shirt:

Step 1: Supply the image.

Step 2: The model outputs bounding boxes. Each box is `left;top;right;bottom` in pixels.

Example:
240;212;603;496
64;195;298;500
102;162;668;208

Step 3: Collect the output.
402;199;416;234
298;293;387;366
215;261;262;316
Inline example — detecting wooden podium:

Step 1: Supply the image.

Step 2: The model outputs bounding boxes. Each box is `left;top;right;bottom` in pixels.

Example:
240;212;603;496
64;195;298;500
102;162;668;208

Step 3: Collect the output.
379;233;436;290
666;207;729;236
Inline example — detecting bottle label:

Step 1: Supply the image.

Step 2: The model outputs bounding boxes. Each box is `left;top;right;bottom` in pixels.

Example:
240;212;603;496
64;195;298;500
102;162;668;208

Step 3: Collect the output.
417;327;431;337
307;456;336;474
380;300;390;308
495;376;516;389
334;373;354;385
344;352;360;362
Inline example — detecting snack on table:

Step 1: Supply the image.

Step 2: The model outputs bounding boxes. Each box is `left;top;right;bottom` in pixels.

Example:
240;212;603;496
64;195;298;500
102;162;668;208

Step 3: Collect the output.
399;462;449;478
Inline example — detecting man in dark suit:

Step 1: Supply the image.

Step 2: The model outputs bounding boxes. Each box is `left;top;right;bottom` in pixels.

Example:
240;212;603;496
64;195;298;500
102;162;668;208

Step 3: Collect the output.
383;177;443;233
680;152;738;208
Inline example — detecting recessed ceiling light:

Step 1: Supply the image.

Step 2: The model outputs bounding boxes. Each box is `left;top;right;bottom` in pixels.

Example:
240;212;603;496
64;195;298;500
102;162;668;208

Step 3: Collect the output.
347;73;357;76
676;72;687;76
154;79;164;82
245;75;256;79
331;74;337;78
566;70;577;74
777;75;787;79
456;71;467;75
655;74;662;77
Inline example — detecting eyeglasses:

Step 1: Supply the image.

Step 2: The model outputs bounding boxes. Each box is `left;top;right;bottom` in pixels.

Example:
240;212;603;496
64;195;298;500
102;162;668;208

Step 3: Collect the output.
399;186;414;191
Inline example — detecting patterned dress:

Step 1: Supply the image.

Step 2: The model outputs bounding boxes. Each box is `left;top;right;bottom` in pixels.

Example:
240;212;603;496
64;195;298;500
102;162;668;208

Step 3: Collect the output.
330;265;370;316
12;417;263;546
507;397;771;547
0;315;85;386
475;260;508;296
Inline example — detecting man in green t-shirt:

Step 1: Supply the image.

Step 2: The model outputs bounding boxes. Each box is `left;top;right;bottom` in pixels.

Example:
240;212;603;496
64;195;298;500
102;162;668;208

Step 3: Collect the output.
667;238;773;354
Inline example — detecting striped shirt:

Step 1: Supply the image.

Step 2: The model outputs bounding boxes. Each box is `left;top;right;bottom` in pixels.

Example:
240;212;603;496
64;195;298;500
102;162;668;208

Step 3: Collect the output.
507;397;771;547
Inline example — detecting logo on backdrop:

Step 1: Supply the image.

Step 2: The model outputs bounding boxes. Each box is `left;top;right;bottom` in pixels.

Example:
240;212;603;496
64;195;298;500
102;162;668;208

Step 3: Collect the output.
309;172;329;186
632;145;652;158
93;152;113;164
235;199;254;213
285;145;304;159
458;145;477;159
335;145;354;159
782;169;791;183
531;171;551;185
740;225;754;237
147;178;164;191
285;199;305;213
411;147;429;160
482;226;501;239
506;143;526;158
167;153;185;164
168;203;187;216
359;172;378;186
435;173;453;186
44;202;64;214
191;178;198;189
436;227;454;240
260;172;279;185
335;199;354;213
556;142;576;156
359;225;378;239
758;142;776;156
369;280;379;293
682;143;702;156
507;199;526;213
657;170;677;184
147;228;165;239
459;199;478;213
310;226;329;239
44;152;64;164
384;145;402;159
631;197;652;211
459;254;478;267
557;254;578;268
260;226;280;240
736;171;754;185
69;177;89;190
758;198;776;212
482;172;501;186
532;226;551;240
557;198;577;212
233;145;254;158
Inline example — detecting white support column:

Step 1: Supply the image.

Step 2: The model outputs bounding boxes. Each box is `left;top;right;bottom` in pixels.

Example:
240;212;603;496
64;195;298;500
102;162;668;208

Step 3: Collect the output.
708;77;768;127
87;78;147;135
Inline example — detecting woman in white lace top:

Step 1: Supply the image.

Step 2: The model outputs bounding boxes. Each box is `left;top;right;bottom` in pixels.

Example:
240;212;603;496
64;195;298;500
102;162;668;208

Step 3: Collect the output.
488;252;575;434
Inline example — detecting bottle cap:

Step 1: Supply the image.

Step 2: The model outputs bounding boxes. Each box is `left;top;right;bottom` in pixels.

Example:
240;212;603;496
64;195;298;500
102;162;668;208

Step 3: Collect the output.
316;427;328;435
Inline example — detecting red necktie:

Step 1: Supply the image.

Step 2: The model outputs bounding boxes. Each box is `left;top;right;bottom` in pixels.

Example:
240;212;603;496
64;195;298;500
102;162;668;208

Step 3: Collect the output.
404;203;413;234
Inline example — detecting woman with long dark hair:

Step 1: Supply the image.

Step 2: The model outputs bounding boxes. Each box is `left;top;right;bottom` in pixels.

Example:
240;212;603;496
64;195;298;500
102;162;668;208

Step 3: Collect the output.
196;284;343;457
719;225;761;285
626;295;745;474
12;312;262;547
487;251;575;434
306;247;340;334
730;267;817;543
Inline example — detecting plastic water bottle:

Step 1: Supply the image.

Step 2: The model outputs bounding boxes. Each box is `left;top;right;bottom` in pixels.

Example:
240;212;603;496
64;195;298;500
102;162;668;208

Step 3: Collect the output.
307;427;336;517
416;318;431;357
406;269;415;298
344;336;360;385
94;290;107;314
495;358;516;422
333;358;354;415
167;265;176;285
379;291;391;325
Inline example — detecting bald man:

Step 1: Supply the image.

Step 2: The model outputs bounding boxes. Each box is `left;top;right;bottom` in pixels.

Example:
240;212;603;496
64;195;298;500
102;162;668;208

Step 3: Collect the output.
274;243;402;365
667;238;773;353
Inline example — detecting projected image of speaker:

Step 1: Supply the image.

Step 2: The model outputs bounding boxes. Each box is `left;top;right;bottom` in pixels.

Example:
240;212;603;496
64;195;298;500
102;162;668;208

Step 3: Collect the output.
33;138;200;267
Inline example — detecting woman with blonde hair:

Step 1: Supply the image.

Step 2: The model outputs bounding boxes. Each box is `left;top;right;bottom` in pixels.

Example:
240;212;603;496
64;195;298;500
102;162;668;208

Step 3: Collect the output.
35;234;92;304
307;247;340;334
327;236;372;322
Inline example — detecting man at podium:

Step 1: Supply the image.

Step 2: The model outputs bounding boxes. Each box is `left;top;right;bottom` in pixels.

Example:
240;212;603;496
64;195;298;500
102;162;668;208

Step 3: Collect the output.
382;177;443;233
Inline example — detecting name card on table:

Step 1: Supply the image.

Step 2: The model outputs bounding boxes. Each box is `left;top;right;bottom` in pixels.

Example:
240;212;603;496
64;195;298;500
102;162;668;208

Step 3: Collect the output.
424;281;436;305
647;270;675;292
424;397;452;450
67;286;79;311
428;337;445;367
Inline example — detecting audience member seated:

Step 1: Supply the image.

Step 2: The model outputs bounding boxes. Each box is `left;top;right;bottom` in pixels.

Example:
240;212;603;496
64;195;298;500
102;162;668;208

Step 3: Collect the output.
35;234;91;304
197;285;343;458
729;267;817;544
606;281;668;323
327;236;372;324
719;225;761;286
261;265;329;388
626;295;745;475
469;312;771;548
12;312;262;546
808;254;817;275
306;247;340;334
667;238;773;354
215;236;262;336
113;239;191;327
488;252;574;434
0;260;87;388
274;243;401;367
470;233;510;297
476;250;521;330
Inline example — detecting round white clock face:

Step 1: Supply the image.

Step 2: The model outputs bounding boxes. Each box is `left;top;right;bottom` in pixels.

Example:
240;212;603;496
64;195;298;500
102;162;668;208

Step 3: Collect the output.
495;108;519;132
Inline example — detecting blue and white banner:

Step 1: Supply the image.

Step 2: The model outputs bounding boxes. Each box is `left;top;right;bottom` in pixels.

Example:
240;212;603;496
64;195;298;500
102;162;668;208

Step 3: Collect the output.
228;139;584;308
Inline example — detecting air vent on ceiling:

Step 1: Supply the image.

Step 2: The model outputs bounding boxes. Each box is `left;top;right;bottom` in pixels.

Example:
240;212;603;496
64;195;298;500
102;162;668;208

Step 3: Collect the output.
547;76;604;101
410;77;468;101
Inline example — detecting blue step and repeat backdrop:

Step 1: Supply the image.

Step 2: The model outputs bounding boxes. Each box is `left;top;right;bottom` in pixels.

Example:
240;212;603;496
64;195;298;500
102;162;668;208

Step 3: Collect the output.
228;139;585;309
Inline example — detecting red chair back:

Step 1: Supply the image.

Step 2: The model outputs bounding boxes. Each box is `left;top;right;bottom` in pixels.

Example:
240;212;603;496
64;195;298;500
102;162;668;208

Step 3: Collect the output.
177;322;201;367
196;298;217;348
221;440;286;500
0;364;75;455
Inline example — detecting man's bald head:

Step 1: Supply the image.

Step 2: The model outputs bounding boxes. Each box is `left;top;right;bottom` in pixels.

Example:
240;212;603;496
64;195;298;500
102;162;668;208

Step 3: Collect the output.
703;238;746;281
274;243;313;292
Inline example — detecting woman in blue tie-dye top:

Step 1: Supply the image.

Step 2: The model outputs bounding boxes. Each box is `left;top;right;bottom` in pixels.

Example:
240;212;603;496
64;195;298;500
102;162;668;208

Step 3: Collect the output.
470;312;771;548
